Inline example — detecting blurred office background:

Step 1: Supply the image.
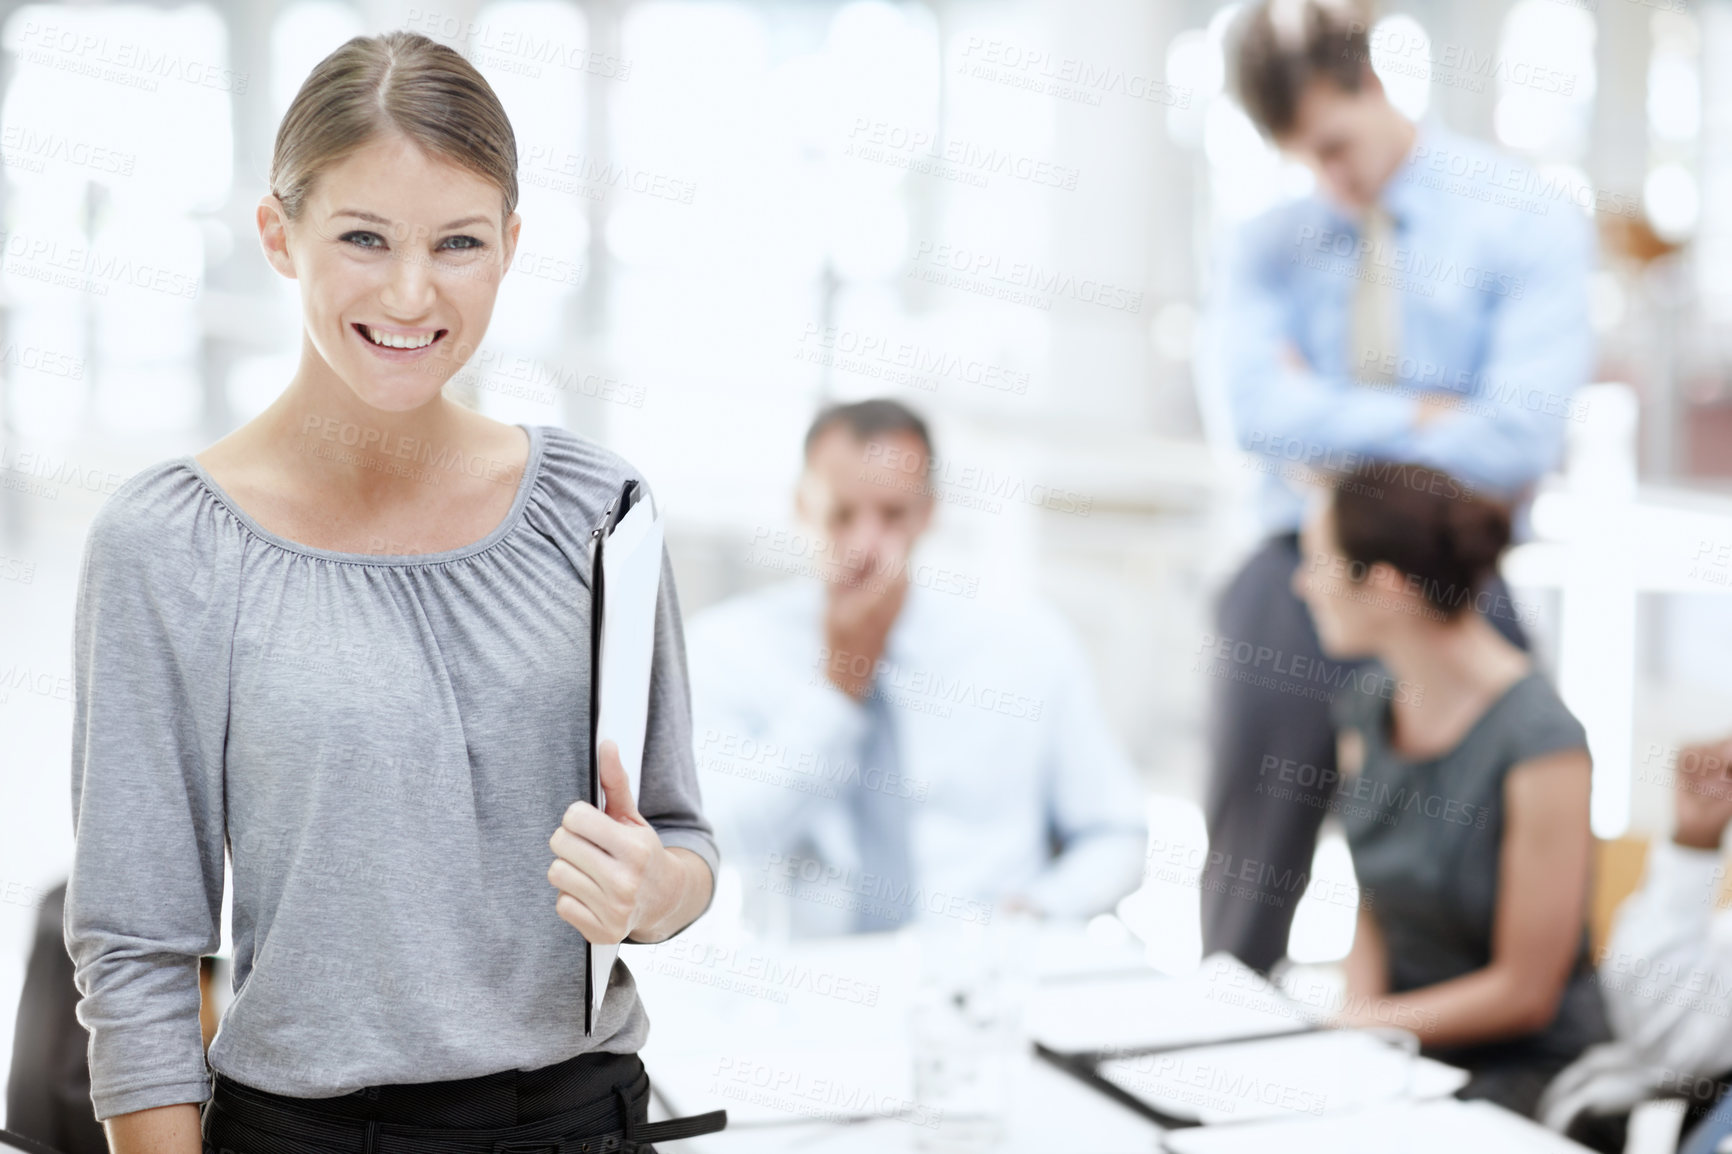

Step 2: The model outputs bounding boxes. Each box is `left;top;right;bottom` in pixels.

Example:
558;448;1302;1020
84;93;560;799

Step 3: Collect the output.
3;0;1732;1111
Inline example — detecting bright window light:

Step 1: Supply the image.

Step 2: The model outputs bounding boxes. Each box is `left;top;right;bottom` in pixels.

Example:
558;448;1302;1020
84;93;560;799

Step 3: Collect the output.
1644;162;1699;242
1368;15;1431;123
1492;0;1595;160
1;4;229;438
1165;29;1219;149
1648;55;1700;143
270;2;364;122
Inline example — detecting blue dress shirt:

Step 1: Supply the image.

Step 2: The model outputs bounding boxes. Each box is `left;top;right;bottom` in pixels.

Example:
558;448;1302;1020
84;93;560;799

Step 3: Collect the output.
1205;117;1597;535
686;579;1149;936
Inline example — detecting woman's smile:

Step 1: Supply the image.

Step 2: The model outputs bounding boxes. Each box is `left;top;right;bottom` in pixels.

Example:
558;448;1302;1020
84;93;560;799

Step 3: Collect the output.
351;321;448;359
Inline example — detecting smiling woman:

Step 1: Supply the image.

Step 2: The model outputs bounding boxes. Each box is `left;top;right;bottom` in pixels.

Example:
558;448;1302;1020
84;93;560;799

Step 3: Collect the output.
61;30;724;1154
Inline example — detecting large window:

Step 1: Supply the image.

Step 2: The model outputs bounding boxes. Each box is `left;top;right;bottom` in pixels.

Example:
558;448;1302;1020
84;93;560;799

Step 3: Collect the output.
1;4;231;439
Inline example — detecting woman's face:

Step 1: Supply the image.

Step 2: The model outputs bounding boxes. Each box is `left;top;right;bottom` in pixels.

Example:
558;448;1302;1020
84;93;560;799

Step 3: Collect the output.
259;133;520;412
1293;501;1388;659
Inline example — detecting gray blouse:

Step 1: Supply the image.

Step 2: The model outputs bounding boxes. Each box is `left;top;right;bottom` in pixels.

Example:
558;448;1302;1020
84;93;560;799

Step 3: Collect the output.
62;422;719;1121
1334;667;1607;1060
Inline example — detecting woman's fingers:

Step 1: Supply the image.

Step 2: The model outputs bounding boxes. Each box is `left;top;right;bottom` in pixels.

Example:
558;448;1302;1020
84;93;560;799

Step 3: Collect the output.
549;822;654;942
549;766;668;941
548;855;607;906
548;858;631;941
560;800;640;858
555;891;614;943
550;826;630;892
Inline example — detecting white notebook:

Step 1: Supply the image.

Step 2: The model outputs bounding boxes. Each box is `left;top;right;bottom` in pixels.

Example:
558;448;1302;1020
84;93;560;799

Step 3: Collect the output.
1028;952;1316;1056
1160;1095;1594;1153
1097;1028;1468;1126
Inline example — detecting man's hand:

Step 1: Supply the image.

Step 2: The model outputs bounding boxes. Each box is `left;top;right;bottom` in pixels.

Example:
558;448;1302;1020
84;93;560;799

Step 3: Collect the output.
1278;341;1309;374
1414;393;1461;428
1673;735;1732;851
822;538;909;700
548;740;683;944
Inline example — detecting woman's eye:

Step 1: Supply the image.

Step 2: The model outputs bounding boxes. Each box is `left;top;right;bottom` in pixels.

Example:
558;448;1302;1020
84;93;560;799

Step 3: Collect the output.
438;235;485;252
340;231;386;250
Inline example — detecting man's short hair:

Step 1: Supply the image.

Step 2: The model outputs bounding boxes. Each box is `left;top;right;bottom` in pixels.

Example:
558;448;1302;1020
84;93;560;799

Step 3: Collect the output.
803;398;935;474
1230;0;1375;139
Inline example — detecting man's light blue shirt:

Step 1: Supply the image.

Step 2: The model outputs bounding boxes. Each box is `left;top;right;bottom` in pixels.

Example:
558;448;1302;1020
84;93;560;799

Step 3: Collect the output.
1207;117;1597;535
685;579;1149;936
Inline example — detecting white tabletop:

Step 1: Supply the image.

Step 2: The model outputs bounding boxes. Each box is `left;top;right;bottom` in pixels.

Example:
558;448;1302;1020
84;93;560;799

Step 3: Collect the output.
634;919;1164;1151
629;919;1590;1153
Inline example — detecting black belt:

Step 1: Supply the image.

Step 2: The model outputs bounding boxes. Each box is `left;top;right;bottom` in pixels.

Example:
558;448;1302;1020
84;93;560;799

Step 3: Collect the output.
205;1072;726;1154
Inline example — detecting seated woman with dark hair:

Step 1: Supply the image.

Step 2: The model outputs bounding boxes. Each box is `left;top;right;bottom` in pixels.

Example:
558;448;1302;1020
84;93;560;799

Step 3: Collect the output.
1292;461;1610;1120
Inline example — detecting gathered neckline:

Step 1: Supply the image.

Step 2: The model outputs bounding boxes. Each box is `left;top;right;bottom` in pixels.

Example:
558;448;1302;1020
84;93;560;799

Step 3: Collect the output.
176;423;547;568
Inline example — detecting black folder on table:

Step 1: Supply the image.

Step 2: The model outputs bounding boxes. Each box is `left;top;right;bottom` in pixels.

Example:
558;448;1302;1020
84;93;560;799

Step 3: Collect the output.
1034;1027;1321;1130
1039;1022;1463;1130
1024;958;1320;1128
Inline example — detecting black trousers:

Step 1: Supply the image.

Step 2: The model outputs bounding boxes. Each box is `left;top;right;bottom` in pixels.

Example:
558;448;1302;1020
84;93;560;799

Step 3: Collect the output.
201;1051;671;1154
1200;533;1531;973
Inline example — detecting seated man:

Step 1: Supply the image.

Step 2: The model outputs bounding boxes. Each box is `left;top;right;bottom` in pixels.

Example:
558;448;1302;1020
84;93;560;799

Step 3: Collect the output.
686;399;1147;935
1540;736;1732;1152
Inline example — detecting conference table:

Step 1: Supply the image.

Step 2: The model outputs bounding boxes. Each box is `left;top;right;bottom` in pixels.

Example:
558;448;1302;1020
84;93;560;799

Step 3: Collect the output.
631;917;1594;1152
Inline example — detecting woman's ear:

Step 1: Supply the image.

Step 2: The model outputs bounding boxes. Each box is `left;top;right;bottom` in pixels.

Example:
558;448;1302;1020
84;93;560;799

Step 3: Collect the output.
257;194;297;279
1365;560;1409;597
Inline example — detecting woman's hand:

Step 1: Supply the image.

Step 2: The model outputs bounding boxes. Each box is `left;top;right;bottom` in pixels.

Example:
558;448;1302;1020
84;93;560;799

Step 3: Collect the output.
547;740;681;944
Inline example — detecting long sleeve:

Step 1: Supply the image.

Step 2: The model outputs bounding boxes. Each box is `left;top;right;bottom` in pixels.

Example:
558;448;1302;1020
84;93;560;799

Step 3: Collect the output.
1406;203;1595;493
1209;211;1423;464
1598;839;1732;1075
636;543;722;925
686;590;867;878
64;479;234;1121
1019;617;1148;919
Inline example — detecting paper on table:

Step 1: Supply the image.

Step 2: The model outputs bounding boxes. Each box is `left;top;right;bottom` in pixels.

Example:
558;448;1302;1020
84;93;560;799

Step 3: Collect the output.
1159;1096;1594;1153
1027;952;1315;1056
586;489;664;1032
1096;1028;1467;1126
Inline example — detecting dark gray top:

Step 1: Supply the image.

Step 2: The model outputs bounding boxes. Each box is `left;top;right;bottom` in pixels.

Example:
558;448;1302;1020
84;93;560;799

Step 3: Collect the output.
1334;666;1607;1058
63;423;719;1120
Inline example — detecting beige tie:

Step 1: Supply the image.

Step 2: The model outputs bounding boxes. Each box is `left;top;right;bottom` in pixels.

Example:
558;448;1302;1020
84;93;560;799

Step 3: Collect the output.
1349;205;1400;386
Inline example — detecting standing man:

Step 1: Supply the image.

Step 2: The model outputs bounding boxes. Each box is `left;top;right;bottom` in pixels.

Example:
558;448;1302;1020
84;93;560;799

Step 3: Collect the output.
687;399;1146;936
1200;0;1595;972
